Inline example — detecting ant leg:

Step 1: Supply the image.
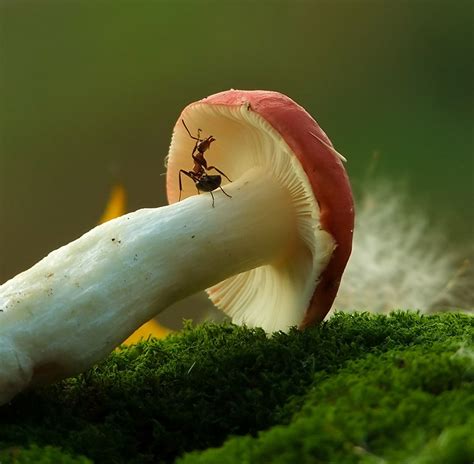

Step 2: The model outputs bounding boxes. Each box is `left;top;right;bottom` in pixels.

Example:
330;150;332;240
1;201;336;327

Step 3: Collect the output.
207;166;232;182
179;170;196;202
182;119;203;156
210;191;215;208
192;130;204;156
178;170;183;201
181;120;202;141
219;186;232;198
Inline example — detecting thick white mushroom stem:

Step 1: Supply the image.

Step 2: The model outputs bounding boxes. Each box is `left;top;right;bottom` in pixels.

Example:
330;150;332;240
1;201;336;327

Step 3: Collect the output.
0;168;296;405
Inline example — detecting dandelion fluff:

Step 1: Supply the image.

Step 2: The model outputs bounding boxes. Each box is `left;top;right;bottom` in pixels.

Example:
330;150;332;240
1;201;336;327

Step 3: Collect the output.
333;181;473;314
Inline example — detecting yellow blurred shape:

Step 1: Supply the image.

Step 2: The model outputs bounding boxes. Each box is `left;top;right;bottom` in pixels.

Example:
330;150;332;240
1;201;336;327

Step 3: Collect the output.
99;184;127;224
100;183;172;343
123;319;172;345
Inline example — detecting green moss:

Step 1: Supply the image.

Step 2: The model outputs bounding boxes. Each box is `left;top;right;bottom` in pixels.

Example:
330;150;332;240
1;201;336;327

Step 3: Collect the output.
0;312;472;464
0;445;92;463
179;343;474;464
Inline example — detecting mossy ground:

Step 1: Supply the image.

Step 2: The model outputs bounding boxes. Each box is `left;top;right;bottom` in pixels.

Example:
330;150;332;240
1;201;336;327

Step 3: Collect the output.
0;312;472;463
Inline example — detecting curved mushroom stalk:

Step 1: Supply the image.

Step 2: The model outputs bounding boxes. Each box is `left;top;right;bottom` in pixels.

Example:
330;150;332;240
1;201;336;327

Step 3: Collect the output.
0;169;294;405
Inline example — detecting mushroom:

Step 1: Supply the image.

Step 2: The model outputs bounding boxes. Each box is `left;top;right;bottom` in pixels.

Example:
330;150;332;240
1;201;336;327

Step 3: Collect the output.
0;90;353;406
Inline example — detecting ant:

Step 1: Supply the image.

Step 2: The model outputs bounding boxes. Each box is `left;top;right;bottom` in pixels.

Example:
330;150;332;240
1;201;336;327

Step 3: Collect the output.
178;119;232;207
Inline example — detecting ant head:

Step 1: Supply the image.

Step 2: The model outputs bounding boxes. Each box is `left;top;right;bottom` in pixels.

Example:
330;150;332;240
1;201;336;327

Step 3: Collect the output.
202;136;216;148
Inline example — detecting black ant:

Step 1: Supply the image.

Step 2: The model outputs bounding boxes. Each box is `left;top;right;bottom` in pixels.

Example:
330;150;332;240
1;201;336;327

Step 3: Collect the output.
179;120;232;207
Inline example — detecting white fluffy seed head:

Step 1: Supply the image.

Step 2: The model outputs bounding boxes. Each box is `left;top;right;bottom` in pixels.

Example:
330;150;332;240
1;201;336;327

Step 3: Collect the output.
333;180;473;314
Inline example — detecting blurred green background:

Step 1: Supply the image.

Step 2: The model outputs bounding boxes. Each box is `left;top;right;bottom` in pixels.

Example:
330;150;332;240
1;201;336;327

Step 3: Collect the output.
1;0;473;287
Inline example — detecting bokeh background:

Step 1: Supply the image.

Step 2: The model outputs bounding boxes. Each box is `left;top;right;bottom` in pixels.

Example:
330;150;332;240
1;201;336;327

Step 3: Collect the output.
1;0;473;326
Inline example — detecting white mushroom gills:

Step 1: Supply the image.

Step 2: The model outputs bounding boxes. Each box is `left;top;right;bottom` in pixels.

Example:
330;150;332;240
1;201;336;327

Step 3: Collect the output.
1;168;300;405
167;103;336;331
